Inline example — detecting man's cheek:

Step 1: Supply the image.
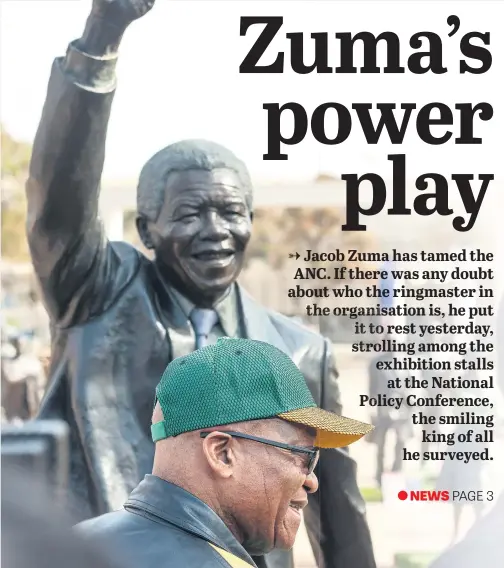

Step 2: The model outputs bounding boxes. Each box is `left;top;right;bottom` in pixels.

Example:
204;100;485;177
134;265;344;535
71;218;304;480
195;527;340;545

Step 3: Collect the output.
234;229;252;248
234;218;252;234
165;239;189;259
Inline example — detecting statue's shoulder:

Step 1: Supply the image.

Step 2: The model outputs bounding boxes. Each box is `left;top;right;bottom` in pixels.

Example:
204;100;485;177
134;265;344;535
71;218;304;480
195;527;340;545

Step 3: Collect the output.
265;308;326;349
238;286;326;350
109;240;144;259
108;240;151;283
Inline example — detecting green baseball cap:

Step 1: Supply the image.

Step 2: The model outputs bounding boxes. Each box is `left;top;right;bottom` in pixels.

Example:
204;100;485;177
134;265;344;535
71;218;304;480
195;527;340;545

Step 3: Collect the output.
151;338;373;448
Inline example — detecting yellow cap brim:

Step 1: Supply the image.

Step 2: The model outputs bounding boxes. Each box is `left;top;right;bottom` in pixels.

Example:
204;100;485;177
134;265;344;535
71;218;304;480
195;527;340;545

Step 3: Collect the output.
278;407;374;448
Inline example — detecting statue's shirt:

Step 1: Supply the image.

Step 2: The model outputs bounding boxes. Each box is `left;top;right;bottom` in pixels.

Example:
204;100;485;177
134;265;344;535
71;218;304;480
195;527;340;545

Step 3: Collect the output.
167;283;242;343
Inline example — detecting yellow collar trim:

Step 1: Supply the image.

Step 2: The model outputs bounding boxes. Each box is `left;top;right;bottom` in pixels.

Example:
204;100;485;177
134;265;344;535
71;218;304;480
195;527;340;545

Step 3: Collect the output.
208;543;254;567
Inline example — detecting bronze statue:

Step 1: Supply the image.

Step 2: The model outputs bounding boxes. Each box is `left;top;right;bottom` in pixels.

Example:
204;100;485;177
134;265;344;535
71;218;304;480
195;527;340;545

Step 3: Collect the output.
27;1;375;567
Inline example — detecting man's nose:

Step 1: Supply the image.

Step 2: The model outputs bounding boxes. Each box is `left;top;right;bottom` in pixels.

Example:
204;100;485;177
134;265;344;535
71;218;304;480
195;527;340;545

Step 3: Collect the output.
303;471;319;494
201;212;229;240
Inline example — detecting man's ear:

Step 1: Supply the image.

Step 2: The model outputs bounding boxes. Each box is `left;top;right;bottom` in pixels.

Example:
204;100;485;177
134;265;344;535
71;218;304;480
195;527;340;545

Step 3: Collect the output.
249;210;254;223
136;216;155;250
201;432;235;479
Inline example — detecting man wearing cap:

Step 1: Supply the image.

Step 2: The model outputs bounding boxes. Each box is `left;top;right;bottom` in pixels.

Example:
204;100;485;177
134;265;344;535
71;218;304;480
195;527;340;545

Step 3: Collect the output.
28;0;376;566
76;338;372;568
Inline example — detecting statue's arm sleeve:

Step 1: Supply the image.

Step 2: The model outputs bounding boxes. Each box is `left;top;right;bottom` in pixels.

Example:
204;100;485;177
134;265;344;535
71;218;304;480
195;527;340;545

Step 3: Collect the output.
26;42;121;327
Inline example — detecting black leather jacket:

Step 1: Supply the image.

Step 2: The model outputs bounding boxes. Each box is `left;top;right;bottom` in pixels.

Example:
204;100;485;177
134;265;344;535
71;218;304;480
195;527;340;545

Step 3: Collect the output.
76;475;258;568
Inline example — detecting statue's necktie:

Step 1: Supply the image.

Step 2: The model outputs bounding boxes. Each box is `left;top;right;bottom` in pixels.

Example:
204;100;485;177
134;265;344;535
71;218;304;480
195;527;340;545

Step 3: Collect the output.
189;308;219;350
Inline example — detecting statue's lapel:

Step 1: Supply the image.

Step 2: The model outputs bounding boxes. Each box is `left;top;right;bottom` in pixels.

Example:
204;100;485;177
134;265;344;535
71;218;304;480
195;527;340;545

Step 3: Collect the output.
236;285;290;356
150;264;194;360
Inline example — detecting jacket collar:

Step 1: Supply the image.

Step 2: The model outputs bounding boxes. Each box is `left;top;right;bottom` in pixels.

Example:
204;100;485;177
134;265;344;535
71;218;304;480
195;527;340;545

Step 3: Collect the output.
125;475;257;566
168;281;241;338
150;261;290;357
151;263;241;337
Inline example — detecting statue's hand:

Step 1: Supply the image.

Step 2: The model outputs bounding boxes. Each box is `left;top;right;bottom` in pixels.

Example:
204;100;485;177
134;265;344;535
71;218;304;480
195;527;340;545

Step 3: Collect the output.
91;0;155;30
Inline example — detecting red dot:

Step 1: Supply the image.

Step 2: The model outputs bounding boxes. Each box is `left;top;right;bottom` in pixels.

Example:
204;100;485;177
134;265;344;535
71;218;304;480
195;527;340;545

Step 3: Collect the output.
398;490;408;501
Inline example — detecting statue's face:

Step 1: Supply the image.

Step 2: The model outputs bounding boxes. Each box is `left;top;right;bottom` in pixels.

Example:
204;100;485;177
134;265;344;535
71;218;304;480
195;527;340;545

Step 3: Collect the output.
147;168;252;302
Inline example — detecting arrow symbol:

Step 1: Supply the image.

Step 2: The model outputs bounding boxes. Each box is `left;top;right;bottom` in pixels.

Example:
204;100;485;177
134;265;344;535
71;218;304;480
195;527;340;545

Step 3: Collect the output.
288;252;300;260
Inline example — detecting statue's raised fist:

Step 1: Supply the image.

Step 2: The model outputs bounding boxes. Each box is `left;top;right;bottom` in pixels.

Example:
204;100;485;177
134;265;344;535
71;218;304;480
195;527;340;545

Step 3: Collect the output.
91;0;155;29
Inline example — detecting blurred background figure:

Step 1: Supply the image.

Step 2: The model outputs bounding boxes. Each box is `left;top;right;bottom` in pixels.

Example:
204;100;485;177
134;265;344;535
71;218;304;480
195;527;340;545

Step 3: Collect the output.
435;415;490;543
367;344;412;488
1;419;121;568
1;326;45;421
2;466;121;568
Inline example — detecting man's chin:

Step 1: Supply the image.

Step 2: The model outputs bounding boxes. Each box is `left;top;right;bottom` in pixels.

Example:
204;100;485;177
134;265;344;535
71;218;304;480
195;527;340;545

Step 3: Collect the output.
184;258;242;284
274;535;297;551
243;526;298;557
247;538;296;557
245;542;276;557
183;270;239;298
273;514;302;551
191;278;234;298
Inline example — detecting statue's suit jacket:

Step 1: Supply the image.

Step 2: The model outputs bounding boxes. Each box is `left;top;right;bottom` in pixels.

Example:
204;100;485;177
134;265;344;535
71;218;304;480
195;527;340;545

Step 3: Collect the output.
28;48;375;568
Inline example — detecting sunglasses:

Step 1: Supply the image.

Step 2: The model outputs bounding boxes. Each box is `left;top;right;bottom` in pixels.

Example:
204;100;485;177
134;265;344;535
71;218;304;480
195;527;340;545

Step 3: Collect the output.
200;430;320;475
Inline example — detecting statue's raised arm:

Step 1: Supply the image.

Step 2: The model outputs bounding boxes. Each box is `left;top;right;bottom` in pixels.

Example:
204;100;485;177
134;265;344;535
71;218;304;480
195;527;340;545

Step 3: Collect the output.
26;0;155;327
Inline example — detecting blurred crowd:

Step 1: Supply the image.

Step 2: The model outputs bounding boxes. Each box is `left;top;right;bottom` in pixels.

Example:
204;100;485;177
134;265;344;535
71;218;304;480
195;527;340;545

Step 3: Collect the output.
1;284;50;422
